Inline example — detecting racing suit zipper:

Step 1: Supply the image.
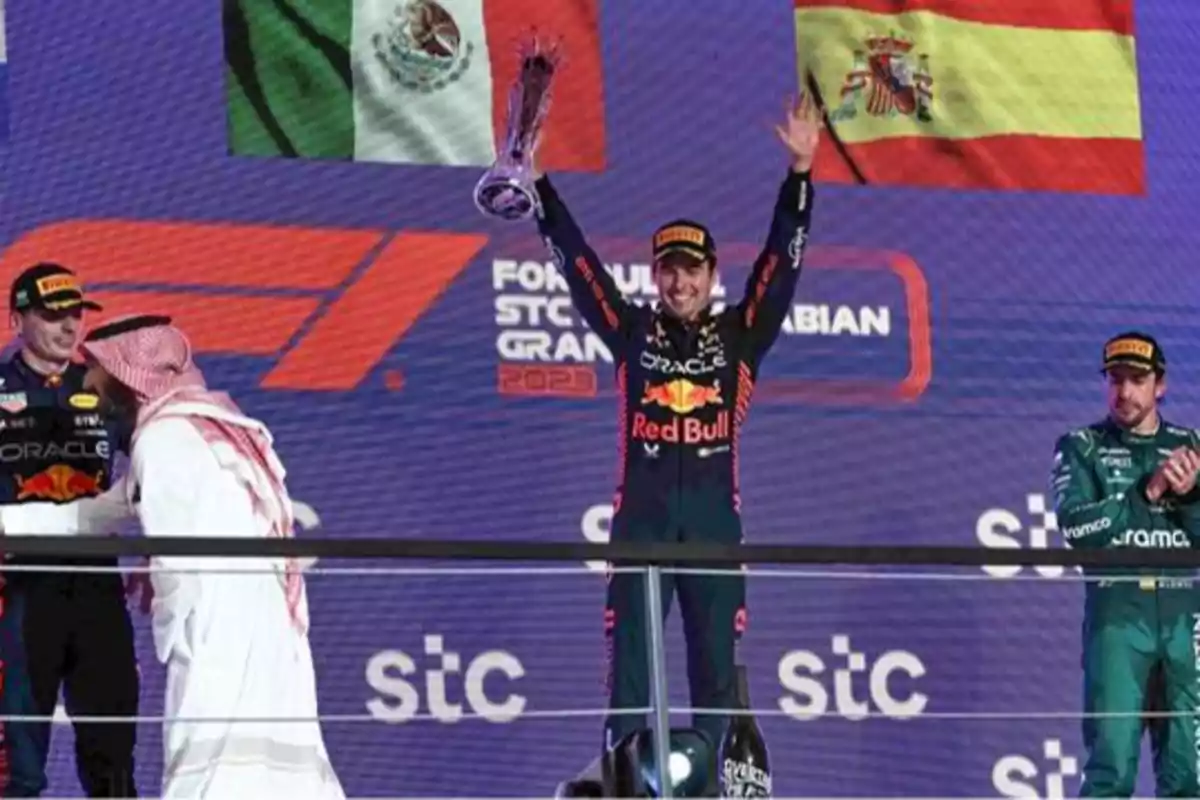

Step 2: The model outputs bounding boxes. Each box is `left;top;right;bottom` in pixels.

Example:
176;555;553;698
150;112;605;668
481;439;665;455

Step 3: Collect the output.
673;373;686;540
671;320;697;539
675;435;684;539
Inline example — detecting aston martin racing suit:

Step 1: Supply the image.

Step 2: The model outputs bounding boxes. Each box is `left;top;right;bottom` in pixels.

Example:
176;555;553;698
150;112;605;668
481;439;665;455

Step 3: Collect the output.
1052;419;1200;797
0;356;138;797
534;169;814;750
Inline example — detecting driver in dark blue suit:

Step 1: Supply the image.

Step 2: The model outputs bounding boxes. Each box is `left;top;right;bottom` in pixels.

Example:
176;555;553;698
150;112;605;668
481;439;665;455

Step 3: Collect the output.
0;263;137;797
532;98;821;753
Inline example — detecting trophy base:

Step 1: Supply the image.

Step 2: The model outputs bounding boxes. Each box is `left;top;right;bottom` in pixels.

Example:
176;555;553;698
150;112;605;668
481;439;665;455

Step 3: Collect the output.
474;175;540;222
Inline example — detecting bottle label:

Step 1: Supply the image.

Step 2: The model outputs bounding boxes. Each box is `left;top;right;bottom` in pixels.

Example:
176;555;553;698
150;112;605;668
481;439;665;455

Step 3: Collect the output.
721;758;772;798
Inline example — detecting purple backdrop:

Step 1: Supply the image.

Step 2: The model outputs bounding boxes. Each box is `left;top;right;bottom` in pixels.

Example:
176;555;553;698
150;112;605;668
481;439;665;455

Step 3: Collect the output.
3;0;1197;796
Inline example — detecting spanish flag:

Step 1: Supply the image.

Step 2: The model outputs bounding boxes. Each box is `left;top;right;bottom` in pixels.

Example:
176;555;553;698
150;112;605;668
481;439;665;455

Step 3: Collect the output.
795;0;1143;195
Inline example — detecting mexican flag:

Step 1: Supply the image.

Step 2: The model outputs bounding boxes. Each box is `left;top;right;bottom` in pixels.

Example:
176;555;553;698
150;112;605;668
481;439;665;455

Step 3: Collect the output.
795;0;1144;195
225;0;606;171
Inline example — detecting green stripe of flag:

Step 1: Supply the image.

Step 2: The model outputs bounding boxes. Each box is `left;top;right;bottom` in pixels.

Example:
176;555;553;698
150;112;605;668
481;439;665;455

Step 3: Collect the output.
225;0;354;159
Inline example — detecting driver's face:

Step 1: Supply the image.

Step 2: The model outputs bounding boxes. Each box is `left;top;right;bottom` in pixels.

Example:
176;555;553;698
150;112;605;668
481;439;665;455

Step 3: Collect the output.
1106;365;1162;429
13;307;83;363
655;258;715;322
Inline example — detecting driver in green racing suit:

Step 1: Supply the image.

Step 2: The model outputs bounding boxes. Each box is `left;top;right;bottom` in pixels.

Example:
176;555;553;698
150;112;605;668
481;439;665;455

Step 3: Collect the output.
1052;331;1200;797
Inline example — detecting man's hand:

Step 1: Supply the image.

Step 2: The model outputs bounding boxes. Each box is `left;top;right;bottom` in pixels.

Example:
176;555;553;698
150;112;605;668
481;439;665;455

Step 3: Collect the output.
292;499;321;531
1148;448;1200;502
775;94;822;173
1164;448;1200;496
291;499;322;571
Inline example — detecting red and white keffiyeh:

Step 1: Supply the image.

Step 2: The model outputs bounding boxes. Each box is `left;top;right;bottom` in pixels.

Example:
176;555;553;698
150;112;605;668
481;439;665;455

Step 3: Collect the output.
81;317;308;634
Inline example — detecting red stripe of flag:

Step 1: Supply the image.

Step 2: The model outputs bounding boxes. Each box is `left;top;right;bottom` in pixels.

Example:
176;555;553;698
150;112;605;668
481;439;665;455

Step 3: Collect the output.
815;134;1145;196
793;0;1135;36
485;0;607;173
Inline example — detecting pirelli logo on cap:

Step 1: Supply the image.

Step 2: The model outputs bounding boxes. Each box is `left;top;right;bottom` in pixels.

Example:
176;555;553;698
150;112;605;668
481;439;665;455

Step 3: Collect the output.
1105;339;1155;361
35;275;79;295
654;225;706;249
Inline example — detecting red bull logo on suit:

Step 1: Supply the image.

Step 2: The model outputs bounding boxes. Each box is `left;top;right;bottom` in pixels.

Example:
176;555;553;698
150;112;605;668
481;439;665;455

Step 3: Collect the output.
15;465;103;502
640;378;723;415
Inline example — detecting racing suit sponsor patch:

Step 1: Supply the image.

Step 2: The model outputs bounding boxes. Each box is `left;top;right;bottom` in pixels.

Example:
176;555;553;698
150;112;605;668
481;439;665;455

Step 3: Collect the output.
1062;517;1112;541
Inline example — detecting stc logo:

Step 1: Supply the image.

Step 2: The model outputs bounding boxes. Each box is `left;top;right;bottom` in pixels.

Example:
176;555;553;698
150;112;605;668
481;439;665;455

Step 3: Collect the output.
992;739;1080;799
581;504;614;574
976;493;1082;579
777;635;928;721
581;510;930;723
364;635;526;724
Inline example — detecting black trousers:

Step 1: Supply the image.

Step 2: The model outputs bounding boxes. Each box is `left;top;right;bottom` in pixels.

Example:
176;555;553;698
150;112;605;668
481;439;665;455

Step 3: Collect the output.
603;566;746;752
0;570;139;797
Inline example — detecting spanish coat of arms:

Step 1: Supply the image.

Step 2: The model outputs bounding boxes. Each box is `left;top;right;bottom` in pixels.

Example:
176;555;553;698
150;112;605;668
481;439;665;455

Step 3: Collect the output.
829;32;933;123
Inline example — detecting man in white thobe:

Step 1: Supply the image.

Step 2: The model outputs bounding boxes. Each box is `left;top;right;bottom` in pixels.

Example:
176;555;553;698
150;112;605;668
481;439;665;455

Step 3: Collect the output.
0;314;344;799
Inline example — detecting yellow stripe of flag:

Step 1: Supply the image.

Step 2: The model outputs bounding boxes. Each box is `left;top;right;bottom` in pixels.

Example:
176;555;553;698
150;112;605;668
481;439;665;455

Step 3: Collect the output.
796;7;1141;144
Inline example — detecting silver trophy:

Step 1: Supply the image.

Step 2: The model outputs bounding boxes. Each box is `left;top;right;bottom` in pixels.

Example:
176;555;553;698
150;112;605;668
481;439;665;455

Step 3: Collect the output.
473;37;561;221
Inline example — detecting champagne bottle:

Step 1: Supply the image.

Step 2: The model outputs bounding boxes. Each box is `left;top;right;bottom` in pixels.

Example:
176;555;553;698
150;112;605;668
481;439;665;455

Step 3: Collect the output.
718;665;772;798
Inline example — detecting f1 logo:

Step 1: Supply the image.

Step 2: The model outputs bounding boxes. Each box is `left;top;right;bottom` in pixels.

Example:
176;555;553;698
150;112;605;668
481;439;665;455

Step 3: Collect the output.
0;220;488;391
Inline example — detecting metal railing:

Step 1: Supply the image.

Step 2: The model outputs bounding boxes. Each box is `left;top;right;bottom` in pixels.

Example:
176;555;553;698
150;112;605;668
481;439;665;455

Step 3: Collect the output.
4;535;1200;566
3;534;1196;798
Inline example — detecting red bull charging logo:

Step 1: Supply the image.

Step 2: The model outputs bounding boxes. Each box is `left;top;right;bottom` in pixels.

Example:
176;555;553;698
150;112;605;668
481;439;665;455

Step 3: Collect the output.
15;465;103;502
641;379;723;415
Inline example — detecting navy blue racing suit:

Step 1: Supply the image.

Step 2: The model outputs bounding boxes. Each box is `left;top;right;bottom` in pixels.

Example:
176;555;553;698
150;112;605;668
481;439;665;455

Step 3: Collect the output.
0;356;138;797
533;169;815;750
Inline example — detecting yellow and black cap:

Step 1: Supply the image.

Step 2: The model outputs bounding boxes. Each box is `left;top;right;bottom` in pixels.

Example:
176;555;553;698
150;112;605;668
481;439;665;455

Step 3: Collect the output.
1102;331;1166;375
652;219;716;267
10;263;102;314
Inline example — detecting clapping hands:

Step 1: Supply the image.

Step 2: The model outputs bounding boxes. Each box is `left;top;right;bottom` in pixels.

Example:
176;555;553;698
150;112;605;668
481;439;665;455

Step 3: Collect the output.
1147;448;1200;502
